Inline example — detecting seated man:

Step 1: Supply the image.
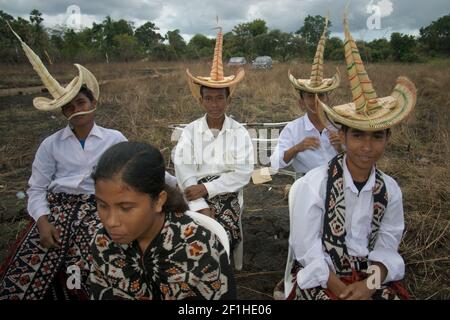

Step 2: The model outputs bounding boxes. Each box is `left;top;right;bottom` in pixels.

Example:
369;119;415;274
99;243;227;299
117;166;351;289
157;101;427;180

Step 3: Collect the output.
0;25;126;299
174;26;254;251
286;14;416;300
271;16;342;175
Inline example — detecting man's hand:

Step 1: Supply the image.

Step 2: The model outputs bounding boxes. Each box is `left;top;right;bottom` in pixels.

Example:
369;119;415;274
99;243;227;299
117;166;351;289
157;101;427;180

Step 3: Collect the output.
198;208;215;219
339;280;376;300
328;131;343;153
295;136;321;153
185;184;208;201
37;215;61;249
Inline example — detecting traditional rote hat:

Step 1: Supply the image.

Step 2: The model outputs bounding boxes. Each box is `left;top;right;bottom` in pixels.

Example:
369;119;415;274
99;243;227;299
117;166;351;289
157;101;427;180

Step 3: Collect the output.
7;22;99;111
317;12;417;131
288;15;340;94
186;21;244;104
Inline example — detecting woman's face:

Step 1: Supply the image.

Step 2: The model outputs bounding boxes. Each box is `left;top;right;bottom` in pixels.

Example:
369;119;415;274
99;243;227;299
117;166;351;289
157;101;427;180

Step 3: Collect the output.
95;175;166;245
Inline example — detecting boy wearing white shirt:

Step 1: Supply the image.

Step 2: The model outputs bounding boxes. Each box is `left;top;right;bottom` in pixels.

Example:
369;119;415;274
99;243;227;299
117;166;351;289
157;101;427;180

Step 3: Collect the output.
0;26;127;299
175;26;253;250
270;16;342;175
285;14;417;300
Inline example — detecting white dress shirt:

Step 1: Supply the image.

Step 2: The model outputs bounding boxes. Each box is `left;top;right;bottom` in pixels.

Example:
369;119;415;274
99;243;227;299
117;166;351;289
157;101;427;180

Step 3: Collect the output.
289;155;405;289
174;114;254;212
270;114;337;174
26;123;127;221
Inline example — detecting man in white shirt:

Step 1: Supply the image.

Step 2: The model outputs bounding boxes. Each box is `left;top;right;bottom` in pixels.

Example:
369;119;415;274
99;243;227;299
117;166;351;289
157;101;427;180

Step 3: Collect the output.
270;16;342;175
0;26;127;300
285;14;417;300
175;26;253;250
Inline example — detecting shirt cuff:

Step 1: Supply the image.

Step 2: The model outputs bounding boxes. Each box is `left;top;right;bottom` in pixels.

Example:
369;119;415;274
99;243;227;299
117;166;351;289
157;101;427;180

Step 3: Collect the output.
296;258;330;290
369;248;405;283
188;198;210;212
203;181;219;199
31;207;51;222
279;151;294;168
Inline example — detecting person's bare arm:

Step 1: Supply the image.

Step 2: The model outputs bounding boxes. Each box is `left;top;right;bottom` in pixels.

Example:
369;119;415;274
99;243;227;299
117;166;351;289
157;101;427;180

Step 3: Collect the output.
327;269;347;298
340;262;388;300
283;137;320;164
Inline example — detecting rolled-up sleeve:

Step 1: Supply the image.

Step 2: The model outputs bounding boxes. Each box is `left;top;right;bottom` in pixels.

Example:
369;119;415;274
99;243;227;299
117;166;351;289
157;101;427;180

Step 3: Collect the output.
368;185;405;283
26;141;56;222
289;177;332;289
270;124;295;170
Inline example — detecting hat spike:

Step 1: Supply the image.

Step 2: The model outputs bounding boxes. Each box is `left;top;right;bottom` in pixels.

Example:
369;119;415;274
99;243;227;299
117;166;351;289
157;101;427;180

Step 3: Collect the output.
6;21;65;98
309;14;329;87
343;10;380;114
210;17;224;81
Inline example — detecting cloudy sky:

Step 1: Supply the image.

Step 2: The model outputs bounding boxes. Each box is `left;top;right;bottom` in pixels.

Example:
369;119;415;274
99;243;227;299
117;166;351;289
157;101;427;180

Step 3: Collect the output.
1;0;449;41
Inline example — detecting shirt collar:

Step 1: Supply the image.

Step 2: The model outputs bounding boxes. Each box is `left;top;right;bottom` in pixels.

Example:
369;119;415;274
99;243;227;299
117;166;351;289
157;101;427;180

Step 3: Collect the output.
60;122;103;141
199;114;232;134
303;114;315;132
342;154;376;194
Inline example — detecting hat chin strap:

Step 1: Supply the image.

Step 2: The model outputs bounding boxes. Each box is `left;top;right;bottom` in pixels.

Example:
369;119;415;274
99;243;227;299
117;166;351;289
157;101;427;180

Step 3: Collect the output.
67;107;97;121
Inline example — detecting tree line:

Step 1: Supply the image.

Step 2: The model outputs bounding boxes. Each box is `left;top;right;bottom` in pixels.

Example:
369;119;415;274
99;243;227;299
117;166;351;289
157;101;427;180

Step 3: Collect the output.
1;9;449;64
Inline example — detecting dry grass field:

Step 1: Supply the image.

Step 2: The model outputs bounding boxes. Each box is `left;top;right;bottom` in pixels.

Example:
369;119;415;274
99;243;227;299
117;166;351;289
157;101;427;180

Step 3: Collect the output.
0;59;449;299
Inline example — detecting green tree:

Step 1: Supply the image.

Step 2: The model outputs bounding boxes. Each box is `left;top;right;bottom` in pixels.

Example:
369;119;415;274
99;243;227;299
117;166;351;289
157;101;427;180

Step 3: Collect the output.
113;34;141;61
324;37;343;60
419;14;450;54
367;38;390;62
232;19;268;58
29;9;43;26
187;34;214;58
135;21;163;53
296;15;331;55
390;32;419;62
29;9;49;57
166;29;186;58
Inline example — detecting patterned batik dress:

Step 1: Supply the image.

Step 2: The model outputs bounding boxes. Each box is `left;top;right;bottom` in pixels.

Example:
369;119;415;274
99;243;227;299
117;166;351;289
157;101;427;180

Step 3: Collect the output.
198;176;241;250
89;211;236;300
287;154;410;300
0;192;100;300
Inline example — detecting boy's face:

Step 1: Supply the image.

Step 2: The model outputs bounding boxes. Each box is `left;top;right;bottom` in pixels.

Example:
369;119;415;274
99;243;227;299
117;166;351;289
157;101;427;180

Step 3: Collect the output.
298;91;329;115
200;87;228;119
61;92;96;127
339;127;389;172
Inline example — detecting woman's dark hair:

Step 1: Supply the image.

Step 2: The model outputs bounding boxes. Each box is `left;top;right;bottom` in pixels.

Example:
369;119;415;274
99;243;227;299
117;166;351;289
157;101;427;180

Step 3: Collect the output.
200;85;230;98
92;141;188;213
79;85;95;102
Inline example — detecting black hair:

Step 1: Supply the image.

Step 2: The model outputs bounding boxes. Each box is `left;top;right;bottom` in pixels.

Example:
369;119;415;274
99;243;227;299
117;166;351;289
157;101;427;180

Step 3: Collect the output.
92;141;188;213
79;85;95;102
298;90;327;99
340;124;391;136
200;85;230;98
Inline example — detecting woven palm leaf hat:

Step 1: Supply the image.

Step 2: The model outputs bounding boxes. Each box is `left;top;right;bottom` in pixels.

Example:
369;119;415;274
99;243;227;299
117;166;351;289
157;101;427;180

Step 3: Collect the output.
288;15;340;94
186;21;245;104
316;12;417;131
7;22;99;112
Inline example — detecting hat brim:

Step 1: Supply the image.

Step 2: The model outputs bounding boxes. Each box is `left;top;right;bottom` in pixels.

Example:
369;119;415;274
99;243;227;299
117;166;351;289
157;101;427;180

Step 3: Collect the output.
33;64;100;111
186;68;245;104
317;76;417;131
288;67;340;94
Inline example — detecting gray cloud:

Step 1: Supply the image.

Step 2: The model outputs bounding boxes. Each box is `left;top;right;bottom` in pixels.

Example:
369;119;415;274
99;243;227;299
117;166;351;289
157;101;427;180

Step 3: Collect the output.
1;0;448;40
